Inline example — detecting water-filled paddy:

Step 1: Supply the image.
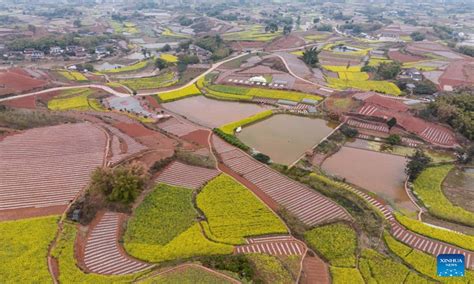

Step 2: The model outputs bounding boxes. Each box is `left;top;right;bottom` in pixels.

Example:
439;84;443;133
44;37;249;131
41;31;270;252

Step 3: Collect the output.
322;146;416;211
162;96;270;128
236;115;333;165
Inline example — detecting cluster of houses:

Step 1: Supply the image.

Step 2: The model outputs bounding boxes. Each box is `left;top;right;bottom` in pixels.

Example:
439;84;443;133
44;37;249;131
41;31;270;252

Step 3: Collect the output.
1;45;111;62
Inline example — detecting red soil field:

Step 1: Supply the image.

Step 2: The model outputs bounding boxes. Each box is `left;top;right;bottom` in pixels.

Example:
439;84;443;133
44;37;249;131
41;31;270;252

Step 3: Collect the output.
114;122;157;137
0;95;36;109
181;129;211;147
0;69;48;96
388;50;425;63
264;35;306;51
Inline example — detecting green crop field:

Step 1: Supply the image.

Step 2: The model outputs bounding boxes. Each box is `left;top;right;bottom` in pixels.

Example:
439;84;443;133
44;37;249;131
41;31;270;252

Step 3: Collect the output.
197;174;287;245
118;72;177;91
338;71;369;81
395;213;474;251
219;110;273;135
326;77;401;96
160;53;178;63
247;88;322;102
413;165;474;227
359;249;414;284
48;89;103;111
247;254;294;284
52;222;145;283
58;71;88;81
384;233;474;282
124;183;233;262
323;65;362;72
0;216;58;283
223;25;282;42
157;83;201;102
304;223;357;267
330;267;365;284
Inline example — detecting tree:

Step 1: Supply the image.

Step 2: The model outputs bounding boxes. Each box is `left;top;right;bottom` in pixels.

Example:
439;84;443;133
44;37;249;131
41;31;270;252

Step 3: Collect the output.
302;47;320;67
410;32;425;41
387;117;397;129
283;24;292;35
253;153;271;164
73;19;82;28
179;40;191;50
89;162;148;204
160;44;171;52
265;22;278;33
405;149;432;180
313;18;320;24
155;58;168;70
340;125;358;138
376;62;401;80
386;134;401;145
141;48;148;58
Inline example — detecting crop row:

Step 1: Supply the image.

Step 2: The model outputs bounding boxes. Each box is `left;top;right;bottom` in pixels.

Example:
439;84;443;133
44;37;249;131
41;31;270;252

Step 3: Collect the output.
413;165;474;227
395;213;474;251
219;110;273;135
338;71;369;81
197;174;287;245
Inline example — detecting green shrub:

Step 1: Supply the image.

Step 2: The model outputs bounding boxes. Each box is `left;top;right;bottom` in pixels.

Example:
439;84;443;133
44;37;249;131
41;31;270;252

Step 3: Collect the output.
413;165;474;226
197;174;287;244
304;223;357;267
0;216;58;282
395;213;474;251
199;255;256;282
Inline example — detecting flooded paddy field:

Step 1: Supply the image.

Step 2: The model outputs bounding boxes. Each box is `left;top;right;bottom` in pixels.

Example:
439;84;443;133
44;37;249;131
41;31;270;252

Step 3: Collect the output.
237;115;334;165
443;167;474;212
162;96;270;128
321;146;416;212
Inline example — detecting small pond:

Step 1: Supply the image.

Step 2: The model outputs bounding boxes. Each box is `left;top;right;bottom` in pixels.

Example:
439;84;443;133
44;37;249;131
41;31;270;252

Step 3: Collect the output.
237;115;334;165
162;96;270;128
321;146;416;212
443;167;474;212
95;62;124;71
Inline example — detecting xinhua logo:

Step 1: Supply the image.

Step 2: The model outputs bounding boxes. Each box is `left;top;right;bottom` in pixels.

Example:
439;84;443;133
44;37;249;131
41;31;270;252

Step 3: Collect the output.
437;254;465;277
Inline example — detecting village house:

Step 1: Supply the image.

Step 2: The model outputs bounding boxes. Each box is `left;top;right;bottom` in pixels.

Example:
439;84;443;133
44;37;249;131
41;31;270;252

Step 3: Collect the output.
49;46;63;56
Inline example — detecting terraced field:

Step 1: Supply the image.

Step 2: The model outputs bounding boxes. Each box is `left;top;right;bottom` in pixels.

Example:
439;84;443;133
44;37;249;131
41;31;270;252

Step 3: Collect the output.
84;212;153;275
212;135;352;226
156;161;220;189
0;123;106;211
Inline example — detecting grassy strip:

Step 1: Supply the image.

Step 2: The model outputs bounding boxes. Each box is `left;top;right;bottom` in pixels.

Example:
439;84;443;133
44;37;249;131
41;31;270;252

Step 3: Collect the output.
118;72;177;91
219;110;273;135
330;267;365;284
304;223;357;267
326;77;401;96
395;213;474;251
157;84;201;102
213;128;249;151
323;65;362;72
52;222;145;282
247;88;321;102
413;165;474;227
222;25;281;42
124;184;233;262
0;216;58;283
197;174;287;245
103;60;148;73
384;233;474;283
